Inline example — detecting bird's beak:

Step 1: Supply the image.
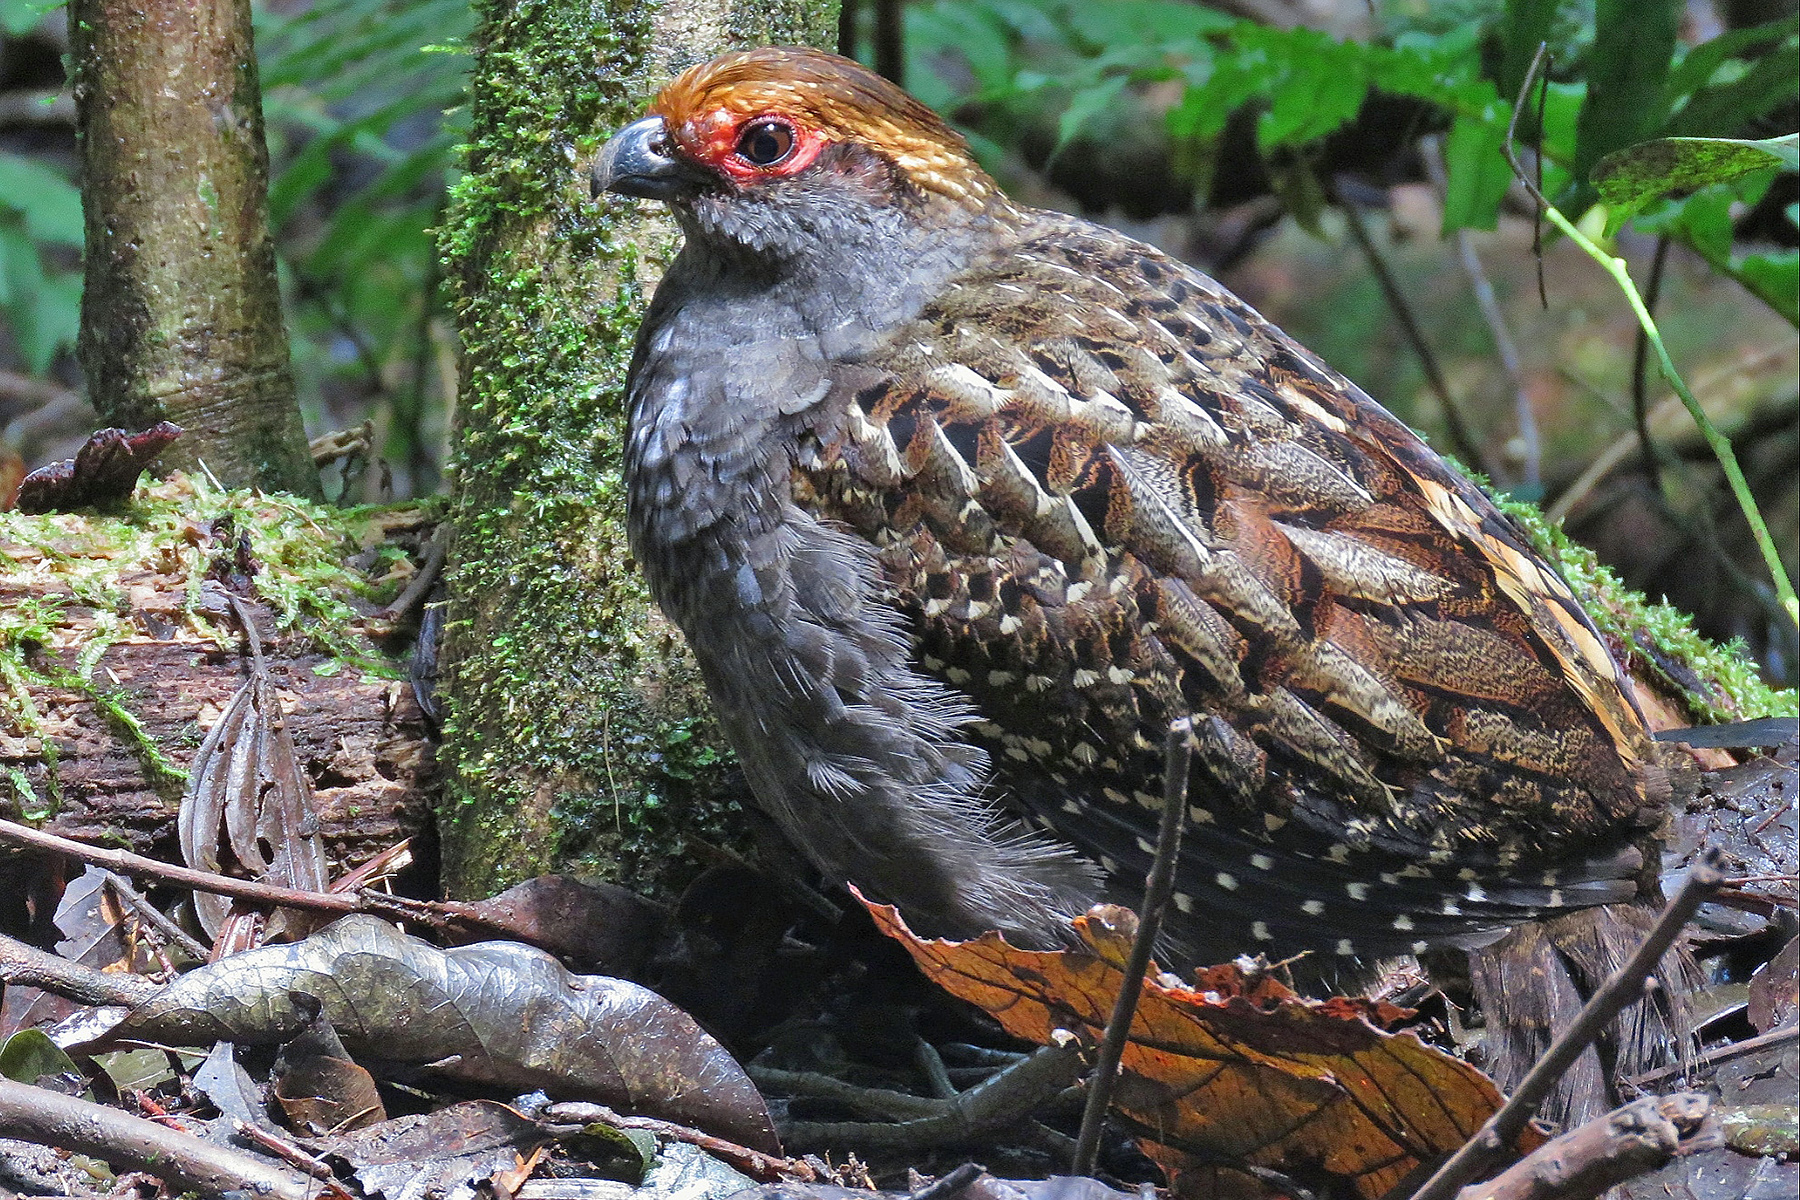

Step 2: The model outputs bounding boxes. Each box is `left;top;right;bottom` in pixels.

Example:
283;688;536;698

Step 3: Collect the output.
593;116;710;202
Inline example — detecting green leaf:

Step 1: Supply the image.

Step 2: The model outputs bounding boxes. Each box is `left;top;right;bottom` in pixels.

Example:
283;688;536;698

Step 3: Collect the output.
0;0;61;36
1664;44;1800;139
905;4;1015;97
96;1048;177;1093
1664;14;1797;108
1257;35;1369;150
1065;0;1231;56
1594;135;1797;231
0;1029;82;1086
0;152;84;247
1538;80;1586;166
1442;111;1514;232
18;269;81;374
1733;249;1799;324
1054;75;1129;156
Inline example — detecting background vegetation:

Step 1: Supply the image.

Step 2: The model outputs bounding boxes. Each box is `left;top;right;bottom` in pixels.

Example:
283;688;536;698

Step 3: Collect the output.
2;0;1796;681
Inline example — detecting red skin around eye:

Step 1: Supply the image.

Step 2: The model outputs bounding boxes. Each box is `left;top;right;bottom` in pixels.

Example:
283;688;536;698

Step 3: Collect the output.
674;109;829;183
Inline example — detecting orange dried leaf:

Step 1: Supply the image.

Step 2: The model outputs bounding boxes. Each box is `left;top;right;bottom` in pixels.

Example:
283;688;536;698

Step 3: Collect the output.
863;893;1517;1200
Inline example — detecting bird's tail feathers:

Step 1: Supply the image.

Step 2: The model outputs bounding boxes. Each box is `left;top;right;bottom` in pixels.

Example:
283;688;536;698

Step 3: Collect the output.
1467;902;1697;1128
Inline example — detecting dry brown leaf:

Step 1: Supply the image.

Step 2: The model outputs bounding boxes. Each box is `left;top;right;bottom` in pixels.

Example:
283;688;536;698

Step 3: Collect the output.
177;595;329;942
107;914;780;1155
864;894;1528;1200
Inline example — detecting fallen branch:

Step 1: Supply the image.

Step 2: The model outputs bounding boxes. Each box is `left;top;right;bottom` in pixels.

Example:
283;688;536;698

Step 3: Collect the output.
1625;1024;1798;1088
0;930;158;1007
1406;849;1726;1200
1461;1093;1713;1200
0;1077;316;1200
768;1042;1085;1152
0;815;365;915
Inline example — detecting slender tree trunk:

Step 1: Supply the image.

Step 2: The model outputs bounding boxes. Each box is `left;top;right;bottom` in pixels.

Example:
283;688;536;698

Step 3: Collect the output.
438;0;839;899
69;0;321;498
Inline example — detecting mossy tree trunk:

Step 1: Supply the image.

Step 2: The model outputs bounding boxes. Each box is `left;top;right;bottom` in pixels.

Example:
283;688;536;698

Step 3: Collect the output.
68;0;321;498
438;0;839;899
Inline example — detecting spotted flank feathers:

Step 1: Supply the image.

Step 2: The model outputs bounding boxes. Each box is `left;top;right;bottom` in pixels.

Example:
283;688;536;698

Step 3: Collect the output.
789;217;1666;961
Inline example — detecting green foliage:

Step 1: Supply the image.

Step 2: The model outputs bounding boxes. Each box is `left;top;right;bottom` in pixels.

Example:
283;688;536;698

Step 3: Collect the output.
1594;134;1800;224
0;151;82;373
256;0;473;477
905;0;1797;318
0;0;58;36
1597;137;1799;323
0;1029;81;1084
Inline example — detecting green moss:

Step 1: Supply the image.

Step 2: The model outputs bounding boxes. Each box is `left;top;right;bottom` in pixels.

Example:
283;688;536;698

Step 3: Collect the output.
436;0;840;900
0;475;431;817
1497;495;1797;723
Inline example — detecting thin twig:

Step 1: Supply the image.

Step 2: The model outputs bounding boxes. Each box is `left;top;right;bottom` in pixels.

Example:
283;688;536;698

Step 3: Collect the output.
1;816;359;917
1420;135;1540;488
1503;46;1552;309
542;1101;811;1183
102;872;211;961
230;1118;359;1199
1624;1024;1798;1089
0;816;638;953
1339;199;1500;481
1072;719;1192;1175
1500;42;1797;626
0;1078;316;1200
1404;849;1726;1200
1632;237;1673;496
377;524;448;621
1463;1093;1713;1200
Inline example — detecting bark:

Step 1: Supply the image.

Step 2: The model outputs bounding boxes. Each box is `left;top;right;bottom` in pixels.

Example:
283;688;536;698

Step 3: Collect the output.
0;610;434;874
68;0;321;498
437;0;838;899
0;494;436;899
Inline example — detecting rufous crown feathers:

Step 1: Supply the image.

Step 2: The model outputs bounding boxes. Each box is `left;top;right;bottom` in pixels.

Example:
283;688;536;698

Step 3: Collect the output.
652;46;1000;205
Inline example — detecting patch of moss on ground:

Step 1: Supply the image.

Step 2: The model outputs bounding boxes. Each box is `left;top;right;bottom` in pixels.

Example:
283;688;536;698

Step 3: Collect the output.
1498;495;1797;723
0;474;435;805
1;474;429;668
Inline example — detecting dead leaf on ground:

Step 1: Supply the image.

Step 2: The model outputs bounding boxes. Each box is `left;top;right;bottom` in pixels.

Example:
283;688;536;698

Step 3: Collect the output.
308;1099;549;1200
444;874;666;977
0;866;138;1039
272;1000;387;1134
177;594;329;944
1747;937;1798;1034
864;894;1523;1200
102;914;779;1154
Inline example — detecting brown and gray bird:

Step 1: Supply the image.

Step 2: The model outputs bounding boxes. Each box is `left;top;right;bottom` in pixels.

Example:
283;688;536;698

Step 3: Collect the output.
595;46;1690;1121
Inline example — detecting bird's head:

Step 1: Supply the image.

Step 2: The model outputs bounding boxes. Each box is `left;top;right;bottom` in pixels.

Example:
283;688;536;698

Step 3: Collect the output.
594;47;1003;264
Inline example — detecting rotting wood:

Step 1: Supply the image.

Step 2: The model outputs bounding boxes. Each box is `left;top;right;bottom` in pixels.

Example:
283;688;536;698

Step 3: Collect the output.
1;485;436;878
2;622;433;870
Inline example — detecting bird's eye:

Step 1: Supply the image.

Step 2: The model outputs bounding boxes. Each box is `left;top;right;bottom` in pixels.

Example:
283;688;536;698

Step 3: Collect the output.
736;119;796;167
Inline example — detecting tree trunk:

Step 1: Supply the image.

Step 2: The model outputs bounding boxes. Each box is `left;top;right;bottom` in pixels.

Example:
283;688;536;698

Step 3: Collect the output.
69;0;321;498
437;0;838;899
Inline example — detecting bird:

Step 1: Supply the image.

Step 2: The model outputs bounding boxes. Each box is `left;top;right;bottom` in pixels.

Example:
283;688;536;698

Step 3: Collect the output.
594;46;1692;1123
